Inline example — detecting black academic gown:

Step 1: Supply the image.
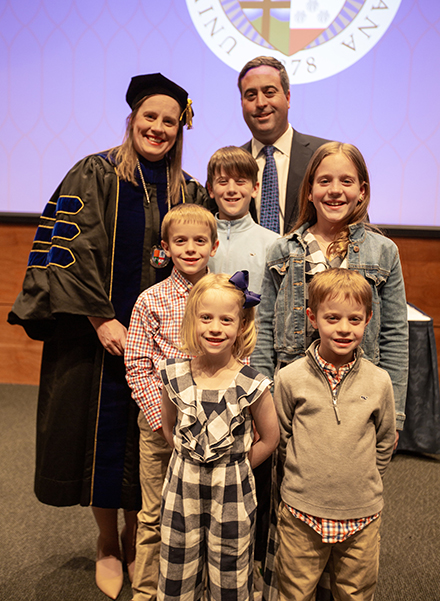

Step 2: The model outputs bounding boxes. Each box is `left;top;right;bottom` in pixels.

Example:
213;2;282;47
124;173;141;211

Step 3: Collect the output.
9;152;207;509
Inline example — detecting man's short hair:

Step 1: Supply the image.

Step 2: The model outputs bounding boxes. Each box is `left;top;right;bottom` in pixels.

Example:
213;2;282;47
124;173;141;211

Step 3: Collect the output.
238;56;290;95
207;146;259;187
308;269;372;317
161;204;218;244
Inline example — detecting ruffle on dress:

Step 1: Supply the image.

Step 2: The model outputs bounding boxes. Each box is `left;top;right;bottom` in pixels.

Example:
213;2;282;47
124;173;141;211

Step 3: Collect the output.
159;358;271;463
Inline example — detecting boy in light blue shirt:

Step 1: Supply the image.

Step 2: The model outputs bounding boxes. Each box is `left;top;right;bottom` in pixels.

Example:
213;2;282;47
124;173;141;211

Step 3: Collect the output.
207;146;279;293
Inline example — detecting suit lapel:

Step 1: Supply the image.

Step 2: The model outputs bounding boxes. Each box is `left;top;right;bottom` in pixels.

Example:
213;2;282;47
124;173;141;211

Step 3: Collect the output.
284;131;314;232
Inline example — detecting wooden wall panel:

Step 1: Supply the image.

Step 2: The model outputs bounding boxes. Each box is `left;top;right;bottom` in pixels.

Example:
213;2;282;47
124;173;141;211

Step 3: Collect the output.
389;236;440;378
0;224;43;384
1;224;439;384
390;236;440;323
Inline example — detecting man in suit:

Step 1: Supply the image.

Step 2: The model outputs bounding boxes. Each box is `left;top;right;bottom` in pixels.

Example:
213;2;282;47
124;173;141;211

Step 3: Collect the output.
239;58;331;594
239;56;329;234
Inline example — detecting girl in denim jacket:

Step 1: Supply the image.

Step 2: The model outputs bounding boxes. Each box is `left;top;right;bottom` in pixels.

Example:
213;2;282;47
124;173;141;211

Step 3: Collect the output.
252;142;408;431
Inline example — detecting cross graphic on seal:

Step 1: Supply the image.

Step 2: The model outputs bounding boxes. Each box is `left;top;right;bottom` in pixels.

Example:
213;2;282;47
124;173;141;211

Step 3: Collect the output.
239;0;291;40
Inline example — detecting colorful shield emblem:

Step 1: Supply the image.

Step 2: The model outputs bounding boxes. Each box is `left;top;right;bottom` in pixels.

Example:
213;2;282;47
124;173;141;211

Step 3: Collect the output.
187;0;402;84
237;0;347;55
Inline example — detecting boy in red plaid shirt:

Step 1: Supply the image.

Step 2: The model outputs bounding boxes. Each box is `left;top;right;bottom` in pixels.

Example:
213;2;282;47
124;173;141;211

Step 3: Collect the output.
274;269;395;601
125;204;218;601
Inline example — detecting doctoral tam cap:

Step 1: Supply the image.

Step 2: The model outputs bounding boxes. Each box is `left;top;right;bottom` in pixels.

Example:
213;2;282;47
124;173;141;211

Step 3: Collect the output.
126;73;193;128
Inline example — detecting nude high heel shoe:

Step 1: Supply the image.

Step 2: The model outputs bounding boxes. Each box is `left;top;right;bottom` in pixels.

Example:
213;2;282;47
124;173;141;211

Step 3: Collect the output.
96;541;123;599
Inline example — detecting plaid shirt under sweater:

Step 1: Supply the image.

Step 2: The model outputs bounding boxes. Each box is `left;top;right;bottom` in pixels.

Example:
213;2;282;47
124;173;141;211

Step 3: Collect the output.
286;345;380;543
125;267;192;431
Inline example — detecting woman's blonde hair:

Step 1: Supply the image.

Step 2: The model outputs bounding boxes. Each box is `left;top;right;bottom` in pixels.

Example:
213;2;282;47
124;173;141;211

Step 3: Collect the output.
180;273;257;359
106;95;187;204
290;142;371;257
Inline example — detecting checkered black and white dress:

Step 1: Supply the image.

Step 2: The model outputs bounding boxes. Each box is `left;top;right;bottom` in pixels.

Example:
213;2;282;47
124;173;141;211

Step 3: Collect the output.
158;358;272;601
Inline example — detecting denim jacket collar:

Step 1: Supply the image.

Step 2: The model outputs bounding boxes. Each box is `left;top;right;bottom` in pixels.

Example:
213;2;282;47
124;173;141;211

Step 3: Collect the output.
289;221;366;243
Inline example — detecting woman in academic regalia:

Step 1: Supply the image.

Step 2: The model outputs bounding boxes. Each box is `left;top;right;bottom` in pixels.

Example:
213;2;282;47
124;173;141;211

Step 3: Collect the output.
9;73;207;599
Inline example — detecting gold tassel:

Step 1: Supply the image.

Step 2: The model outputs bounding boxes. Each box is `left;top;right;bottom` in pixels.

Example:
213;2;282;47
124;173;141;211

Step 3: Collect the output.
180;98;193;129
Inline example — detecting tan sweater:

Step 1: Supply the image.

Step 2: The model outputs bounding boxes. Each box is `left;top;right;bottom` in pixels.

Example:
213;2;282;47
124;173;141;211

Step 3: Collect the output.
275;342;396;520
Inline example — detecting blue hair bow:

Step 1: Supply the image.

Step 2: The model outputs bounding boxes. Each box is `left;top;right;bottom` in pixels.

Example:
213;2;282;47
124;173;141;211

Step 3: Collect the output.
229;271;261;308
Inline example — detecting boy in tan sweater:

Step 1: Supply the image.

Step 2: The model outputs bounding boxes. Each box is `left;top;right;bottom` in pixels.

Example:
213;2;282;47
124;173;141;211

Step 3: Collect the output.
274;269;395;601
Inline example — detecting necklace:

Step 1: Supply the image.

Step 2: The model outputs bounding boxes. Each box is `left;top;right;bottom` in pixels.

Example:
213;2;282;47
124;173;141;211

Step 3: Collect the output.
136;158;171;211
136;157;171;269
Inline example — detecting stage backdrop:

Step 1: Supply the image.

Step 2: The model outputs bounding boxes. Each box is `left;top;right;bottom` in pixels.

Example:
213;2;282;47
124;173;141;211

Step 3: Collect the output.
0;0;439;227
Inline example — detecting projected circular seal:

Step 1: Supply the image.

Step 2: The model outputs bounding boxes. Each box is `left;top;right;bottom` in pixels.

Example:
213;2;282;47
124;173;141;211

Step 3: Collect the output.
186;0;402;84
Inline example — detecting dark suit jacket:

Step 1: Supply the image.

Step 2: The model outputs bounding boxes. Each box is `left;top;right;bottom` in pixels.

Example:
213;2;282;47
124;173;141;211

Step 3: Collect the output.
242;129;329;234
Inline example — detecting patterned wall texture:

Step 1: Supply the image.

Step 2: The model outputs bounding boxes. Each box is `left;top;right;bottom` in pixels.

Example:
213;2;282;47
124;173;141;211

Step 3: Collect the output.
0;0;439;226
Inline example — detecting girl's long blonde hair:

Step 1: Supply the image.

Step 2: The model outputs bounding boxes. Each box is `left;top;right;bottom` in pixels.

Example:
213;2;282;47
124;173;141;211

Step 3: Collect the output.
106;95;187;205
290;142;372;257
180;274;257;360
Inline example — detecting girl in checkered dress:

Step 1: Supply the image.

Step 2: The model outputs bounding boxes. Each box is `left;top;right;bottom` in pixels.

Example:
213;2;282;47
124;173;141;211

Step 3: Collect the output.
158;271;280;601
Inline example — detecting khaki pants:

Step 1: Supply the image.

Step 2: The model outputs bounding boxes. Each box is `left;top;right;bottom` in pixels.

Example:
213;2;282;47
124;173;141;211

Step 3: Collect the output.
275;503;381;601
132;414;172;601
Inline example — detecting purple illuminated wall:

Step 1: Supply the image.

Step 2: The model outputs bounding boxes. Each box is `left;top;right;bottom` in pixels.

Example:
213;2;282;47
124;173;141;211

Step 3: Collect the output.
1;0;439;226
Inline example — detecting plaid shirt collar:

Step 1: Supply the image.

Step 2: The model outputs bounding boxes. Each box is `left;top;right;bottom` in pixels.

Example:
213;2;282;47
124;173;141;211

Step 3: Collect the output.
314;343;356;391
170;266;195;296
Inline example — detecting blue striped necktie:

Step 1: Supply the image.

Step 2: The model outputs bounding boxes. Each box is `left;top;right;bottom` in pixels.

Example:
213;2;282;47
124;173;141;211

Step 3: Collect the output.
260;145;280;233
